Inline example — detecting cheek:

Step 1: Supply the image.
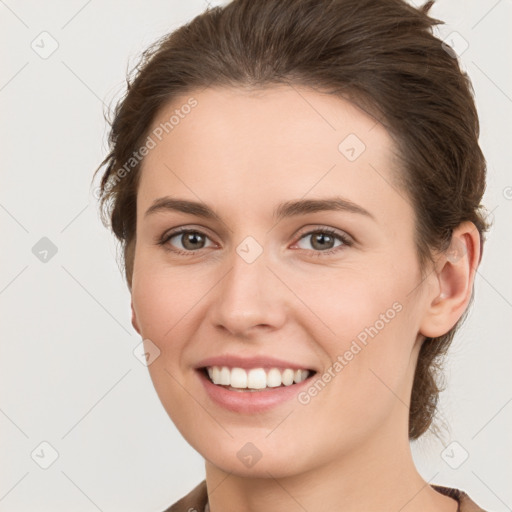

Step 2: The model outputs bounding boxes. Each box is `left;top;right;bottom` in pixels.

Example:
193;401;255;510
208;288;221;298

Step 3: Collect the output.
292;266;419;403
131;263;209;341
131;267;210;433
289;266;411;347
130;262;219;404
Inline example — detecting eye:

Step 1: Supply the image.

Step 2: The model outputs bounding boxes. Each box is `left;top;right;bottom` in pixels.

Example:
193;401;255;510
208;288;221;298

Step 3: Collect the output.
157;226;353;257
158;228;215;254
293;227;352;256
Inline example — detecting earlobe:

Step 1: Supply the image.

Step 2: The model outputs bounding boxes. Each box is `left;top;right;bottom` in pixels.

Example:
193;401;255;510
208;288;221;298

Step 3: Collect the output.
131;299;141;335
419;222;481;338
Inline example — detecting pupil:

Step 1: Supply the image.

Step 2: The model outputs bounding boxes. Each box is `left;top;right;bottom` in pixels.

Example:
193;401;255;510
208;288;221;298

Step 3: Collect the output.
184;232;203;249
314;233;333;250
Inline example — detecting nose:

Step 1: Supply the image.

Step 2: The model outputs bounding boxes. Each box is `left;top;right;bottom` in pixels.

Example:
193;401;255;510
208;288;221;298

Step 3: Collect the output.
208;242;287;339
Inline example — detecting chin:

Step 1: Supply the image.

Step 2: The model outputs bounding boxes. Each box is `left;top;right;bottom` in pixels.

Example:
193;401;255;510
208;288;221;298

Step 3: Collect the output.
207;453;303;479
194;435;313;479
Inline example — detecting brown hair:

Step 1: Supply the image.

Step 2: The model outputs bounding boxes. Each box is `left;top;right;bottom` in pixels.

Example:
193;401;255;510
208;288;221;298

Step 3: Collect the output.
94;0;490;440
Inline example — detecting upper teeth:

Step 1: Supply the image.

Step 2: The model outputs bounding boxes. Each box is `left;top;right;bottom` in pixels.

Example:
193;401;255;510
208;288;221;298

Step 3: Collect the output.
206;366;311;389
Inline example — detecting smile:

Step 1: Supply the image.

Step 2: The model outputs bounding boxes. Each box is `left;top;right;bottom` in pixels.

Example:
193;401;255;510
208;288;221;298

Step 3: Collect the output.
197;364;317;413
205;366;313;391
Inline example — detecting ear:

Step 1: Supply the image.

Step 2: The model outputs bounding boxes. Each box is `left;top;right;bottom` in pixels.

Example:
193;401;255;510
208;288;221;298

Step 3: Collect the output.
131;298;141;336
419;221;482;338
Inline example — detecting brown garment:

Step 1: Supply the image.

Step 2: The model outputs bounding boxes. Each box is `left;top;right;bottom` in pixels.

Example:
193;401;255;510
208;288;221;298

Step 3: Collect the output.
163;480;490;511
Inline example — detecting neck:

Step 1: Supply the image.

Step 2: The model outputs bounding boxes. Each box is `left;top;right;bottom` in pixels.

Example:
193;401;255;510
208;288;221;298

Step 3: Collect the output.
204;422;458;512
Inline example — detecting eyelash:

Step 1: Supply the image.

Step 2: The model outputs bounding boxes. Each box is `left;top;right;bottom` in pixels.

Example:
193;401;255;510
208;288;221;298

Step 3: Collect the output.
157;226;353;257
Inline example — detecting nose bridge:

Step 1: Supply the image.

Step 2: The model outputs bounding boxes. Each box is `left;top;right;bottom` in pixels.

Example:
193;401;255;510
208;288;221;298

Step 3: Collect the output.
211;235;284;335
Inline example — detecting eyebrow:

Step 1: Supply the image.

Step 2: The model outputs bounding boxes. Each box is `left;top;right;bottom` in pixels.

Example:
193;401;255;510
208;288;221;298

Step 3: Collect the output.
144;196;375;222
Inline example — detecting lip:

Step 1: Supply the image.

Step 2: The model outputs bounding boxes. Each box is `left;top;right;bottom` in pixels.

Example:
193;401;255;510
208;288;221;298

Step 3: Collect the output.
195;354;317;372
196;367;316;413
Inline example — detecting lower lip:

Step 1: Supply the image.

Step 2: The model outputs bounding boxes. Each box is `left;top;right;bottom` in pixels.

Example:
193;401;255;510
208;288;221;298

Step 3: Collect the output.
196;369;315;413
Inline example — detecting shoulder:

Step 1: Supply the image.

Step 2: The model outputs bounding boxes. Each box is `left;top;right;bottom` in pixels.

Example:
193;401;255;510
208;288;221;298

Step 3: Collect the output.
432;484;492;512
160;480;208;512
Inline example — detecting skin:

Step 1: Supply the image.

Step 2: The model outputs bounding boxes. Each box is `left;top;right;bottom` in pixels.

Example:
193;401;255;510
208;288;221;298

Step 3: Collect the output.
130;85;480;512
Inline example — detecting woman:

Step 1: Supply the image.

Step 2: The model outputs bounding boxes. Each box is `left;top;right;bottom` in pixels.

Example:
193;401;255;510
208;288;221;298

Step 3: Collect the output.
94;0;492;510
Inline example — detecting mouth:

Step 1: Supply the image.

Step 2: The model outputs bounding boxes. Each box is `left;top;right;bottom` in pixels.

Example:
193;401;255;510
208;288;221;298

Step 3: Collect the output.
200;365;317;392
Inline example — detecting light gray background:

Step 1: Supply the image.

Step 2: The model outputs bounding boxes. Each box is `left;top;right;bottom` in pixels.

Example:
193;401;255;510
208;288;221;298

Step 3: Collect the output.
1;1;511;511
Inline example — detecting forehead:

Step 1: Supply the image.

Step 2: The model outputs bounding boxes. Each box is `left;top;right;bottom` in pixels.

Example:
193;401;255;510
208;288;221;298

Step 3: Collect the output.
138;85;407;220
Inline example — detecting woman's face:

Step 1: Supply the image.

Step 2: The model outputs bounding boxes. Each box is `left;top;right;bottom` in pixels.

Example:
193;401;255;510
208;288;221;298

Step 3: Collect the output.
131;85;435;477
